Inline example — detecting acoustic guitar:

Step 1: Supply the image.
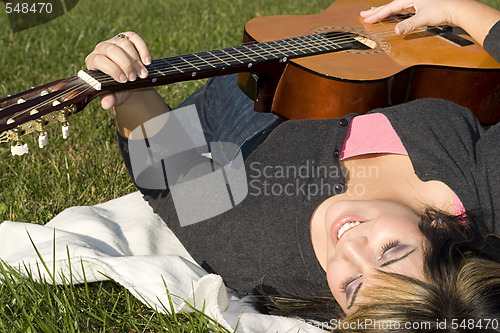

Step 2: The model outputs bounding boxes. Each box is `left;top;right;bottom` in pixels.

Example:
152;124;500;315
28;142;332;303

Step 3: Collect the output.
1;0;499;155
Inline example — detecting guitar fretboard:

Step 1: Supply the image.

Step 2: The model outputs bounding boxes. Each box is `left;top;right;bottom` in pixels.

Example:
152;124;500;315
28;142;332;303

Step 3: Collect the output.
86;32;358;88
151;32;350;74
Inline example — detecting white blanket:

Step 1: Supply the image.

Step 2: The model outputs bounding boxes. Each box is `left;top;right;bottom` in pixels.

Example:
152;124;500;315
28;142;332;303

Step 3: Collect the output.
0;192;326;333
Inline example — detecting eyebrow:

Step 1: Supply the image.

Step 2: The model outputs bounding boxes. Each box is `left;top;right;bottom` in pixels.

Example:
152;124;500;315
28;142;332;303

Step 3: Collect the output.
347;248;416;308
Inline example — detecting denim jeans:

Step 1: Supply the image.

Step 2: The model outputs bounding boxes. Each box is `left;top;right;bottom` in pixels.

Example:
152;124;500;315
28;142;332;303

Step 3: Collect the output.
177;74;284;159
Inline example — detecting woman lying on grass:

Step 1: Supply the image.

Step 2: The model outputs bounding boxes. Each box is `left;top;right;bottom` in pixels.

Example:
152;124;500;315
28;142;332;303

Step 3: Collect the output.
85;0;500;330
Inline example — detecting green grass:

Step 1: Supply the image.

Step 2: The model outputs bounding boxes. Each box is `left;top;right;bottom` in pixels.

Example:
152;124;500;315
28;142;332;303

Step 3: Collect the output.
0;0;333;331
0;0;499;331
0;253;231;332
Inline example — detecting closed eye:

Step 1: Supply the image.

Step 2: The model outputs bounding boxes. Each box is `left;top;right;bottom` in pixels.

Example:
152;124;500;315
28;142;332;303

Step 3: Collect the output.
380;248;415;267
344;241;416;308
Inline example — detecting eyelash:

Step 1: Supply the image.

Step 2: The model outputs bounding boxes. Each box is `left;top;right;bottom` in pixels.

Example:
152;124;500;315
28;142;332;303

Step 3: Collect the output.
341;239;401;293
379;239;401;259
341;274;358;293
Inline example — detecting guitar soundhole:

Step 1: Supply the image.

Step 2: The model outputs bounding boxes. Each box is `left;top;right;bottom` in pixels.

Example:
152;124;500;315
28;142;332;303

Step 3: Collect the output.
309;26;391;55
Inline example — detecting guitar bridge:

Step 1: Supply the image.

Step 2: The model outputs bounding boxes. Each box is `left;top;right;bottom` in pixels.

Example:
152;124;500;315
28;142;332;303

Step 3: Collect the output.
353;35;377;49
427;26;474;47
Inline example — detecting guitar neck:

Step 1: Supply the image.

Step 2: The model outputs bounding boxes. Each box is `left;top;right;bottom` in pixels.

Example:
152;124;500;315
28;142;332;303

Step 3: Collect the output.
81;32;356;93
0;31;360;148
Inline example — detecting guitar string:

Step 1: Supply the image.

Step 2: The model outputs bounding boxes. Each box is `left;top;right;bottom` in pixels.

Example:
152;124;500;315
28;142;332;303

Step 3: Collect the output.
1;13;444;133
2;28;349;124
3;34;342;125
90;34;363;85
4;22;417;118
95;35;347;81
88;22;433;86
2;17;410;106
4;21;429;125
83;16;412;84
4;35;349;125
90;24;418;85
0;35;338;108
4;27;402;123
3;78;93;125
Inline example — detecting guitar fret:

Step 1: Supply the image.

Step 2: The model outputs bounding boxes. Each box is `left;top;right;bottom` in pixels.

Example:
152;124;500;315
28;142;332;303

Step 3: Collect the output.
242;44;269;61
232;46;255;62
192;53;217;68
278;39;302;56
179;55;202;70
156;58;184;74
208;50;231;66
211;49;242;66
301;36;327;53
251;43;279;59
148;63;171;77
300;36;328;53
220;49;244;64
262;41;287;58
194;51;220;68
166;56;196;70
318;35;340;49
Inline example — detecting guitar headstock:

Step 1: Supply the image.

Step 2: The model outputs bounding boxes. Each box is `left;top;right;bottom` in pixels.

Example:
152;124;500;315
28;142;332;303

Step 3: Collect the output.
0;72;98;155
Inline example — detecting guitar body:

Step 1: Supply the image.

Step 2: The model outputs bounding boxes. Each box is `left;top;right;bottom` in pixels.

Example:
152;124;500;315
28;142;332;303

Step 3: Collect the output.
239;0;500;123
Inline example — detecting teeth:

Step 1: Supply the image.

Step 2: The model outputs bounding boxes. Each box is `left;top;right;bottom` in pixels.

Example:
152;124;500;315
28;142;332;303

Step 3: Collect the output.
337;221;361;240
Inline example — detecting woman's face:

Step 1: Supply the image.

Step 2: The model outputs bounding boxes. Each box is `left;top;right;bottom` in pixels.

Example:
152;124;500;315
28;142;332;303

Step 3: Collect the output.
322;200;426;313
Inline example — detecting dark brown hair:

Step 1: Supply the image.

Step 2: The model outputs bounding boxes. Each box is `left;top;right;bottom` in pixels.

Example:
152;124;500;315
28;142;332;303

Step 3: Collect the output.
254;209;500;332
336;209;500;332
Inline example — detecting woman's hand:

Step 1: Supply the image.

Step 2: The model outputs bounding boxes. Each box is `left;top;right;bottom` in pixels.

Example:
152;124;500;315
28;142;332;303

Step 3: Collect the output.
360;0;500;46
360;0;455;35
85;31;152;109
85;32;170;138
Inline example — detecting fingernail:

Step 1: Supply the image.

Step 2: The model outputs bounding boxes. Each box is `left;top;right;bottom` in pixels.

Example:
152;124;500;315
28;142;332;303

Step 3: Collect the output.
145;57;151;65
129;72;137;81
396;25;406;35
140;68;148;78
119;74;127;83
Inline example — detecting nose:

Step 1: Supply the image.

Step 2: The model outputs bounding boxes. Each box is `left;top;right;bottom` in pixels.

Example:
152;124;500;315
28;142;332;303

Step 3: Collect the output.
341;236;373;270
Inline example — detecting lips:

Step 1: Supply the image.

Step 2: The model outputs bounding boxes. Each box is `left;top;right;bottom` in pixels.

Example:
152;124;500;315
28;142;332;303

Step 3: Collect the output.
331;215;370;245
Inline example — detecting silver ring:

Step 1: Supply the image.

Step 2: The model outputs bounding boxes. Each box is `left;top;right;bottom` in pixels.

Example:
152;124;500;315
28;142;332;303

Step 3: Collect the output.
113;33;127;45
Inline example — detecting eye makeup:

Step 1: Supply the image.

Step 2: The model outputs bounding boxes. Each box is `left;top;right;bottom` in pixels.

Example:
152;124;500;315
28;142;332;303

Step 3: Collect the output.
341;273;362;308
377;239;401;261
341;239;416;307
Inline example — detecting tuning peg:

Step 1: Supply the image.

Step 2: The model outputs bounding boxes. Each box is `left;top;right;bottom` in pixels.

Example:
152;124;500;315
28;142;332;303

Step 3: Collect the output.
35;118;49;149
9;128;29;156
61;122;70;139
38;132;49;148
58;106;75;140
11;142;29;156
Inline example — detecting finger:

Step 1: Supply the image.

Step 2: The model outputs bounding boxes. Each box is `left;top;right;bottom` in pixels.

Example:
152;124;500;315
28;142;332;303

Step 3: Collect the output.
109;36;149;79
86;52;129;83
394;13;430;35
96;41;143;81
111;32;151;78
361;0;409;23
122;31;152;66
360;6;382;18
100;94;116;109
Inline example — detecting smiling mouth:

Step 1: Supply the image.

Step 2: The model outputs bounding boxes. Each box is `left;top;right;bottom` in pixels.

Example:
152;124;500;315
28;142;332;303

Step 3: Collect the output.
337;221;361;239
331;215;370;244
